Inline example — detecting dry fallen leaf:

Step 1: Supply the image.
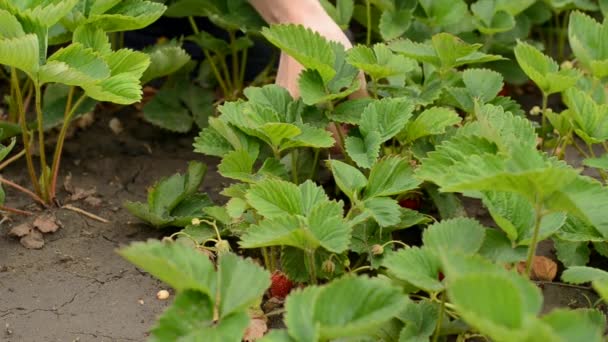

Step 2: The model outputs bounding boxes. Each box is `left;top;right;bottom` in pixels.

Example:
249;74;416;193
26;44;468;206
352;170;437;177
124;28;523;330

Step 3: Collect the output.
63;173;74;193
33;214;61;233
243;318;268;341
69;187;97;202
8;223;32;237
20;229;44;249
516;256;557;281
83;196;103;207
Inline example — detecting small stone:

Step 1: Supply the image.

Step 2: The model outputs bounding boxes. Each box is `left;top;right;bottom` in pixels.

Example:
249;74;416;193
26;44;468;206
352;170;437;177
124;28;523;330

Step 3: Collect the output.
138;299;144;305
156;290;170;300
20;229;44;249
8;223;32;237
109;117;123;135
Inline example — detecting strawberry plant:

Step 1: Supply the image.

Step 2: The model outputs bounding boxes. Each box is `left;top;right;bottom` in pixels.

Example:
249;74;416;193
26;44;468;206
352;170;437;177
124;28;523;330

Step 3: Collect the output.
0;0;165;206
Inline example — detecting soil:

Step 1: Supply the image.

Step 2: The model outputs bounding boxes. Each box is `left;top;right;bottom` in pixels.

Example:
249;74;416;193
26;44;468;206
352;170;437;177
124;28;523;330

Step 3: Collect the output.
0;103;604;341
0;108;226;342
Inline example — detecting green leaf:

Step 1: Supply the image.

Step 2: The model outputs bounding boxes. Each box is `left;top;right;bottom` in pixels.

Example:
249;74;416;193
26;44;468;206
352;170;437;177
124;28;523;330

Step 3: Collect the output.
562;266;608;284
285;276;407;341
553;238;590;267
514;40;577;95
0;33;39;77
379;9;412;41
328;159;367;201
141;42;191;84
422;218;486;255
142;86;193;133
562;87;608;144
471;0;516;34
262;24;336;83
383;247;443;292
320;0;354;29
541;309;605;342
345;131;382;169
39;43;111;86
0;8;24;38
568;11;608;78
583;154;608;170
84;0;166;33
463;68;504;103
245;178;302;217
360;98;414;142
218;149;257;181
478;229;527;263
362;197;402;227
118;240;216;297
329;98;373;124
149;293;250;341
217;253;271;318
403;107;461;142
398;299;439;342
72;24;111;55
365;156;420;198
418;0;469;27
22;0;79;27
447;272;539;340
346;44;416;79
298;68;359;105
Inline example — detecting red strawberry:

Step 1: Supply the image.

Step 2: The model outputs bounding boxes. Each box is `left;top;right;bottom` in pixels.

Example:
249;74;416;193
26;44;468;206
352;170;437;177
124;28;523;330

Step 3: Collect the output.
438;272;445;281
499;85;509;97
270;271;294;299
399;198;420;210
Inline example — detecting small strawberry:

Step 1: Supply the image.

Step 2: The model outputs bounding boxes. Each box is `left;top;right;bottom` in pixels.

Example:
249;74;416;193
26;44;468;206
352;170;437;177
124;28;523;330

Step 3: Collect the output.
270;271;294;299
438;271;445;281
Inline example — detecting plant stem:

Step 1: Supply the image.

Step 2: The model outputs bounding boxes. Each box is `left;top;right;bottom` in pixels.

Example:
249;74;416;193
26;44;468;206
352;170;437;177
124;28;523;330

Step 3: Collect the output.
228;30;239;91
188;16;230;97
49;90;87;200
307;250;317;284
525;200;544;277
310;148;320;180
262;247;272;271
0;148;25;172
0;205;33;216
365;0;372;46
12;68;40;197
557;12;569;61
34;84;49;201
540;92;549;138
239;45;248;91
291;150;299;184
432;292;446;342
0;176;45;206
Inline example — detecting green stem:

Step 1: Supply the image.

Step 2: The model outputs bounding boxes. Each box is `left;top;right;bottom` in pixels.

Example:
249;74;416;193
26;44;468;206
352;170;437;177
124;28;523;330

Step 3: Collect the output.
557;11;568;61
219;56;234;95
0;176;45;206
262;247;272;271
12;68;40;197
525;201;544;277
0;148;25;172
310;148;320;180
572;139;590;158
432;292;446;342
540;92;549;138
291;149;299;184
229;30;239;91
49;90;87;200
34;83;48;201
307;250;318;284
188;16;230;97
365;0;372;46
239;44;248;91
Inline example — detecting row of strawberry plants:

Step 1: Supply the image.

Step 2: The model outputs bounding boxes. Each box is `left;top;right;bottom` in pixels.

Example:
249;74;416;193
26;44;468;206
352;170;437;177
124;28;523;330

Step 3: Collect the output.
121;11;608;341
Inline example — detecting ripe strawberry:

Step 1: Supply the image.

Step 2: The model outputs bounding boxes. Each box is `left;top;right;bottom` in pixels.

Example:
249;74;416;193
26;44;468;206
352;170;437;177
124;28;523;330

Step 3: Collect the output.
399;198;420;210
499;85;509;97
270;271;294;299
438;271;445;281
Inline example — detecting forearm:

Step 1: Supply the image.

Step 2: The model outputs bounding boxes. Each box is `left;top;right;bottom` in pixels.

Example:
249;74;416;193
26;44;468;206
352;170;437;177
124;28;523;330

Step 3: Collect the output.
249;0;332;26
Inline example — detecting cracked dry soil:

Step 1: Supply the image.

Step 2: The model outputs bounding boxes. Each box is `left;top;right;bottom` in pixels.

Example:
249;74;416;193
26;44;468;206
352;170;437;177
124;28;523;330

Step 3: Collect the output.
0;110;227;342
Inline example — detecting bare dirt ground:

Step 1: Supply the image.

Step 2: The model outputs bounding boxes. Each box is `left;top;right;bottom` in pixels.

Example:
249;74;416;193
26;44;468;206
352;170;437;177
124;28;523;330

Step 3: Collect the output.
0;109;226;342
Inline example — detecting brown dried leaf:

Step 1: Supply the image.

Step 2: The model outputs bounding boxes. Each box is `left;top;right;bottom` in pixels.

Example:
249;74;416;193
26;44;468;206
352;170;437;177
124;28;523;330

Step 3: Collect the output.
20;229;44;249
8;223;32;237
516;256;557;281
83;196;103;207
33;214;61;233
243;318;268;342
70;187;97;201
63;173;74;193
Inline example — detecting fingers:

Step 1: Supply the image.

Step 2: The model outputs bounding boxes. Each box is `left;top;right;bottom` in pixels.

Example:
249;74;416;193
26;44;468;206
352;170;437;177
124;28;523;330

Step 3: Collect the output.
276;52;302;98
